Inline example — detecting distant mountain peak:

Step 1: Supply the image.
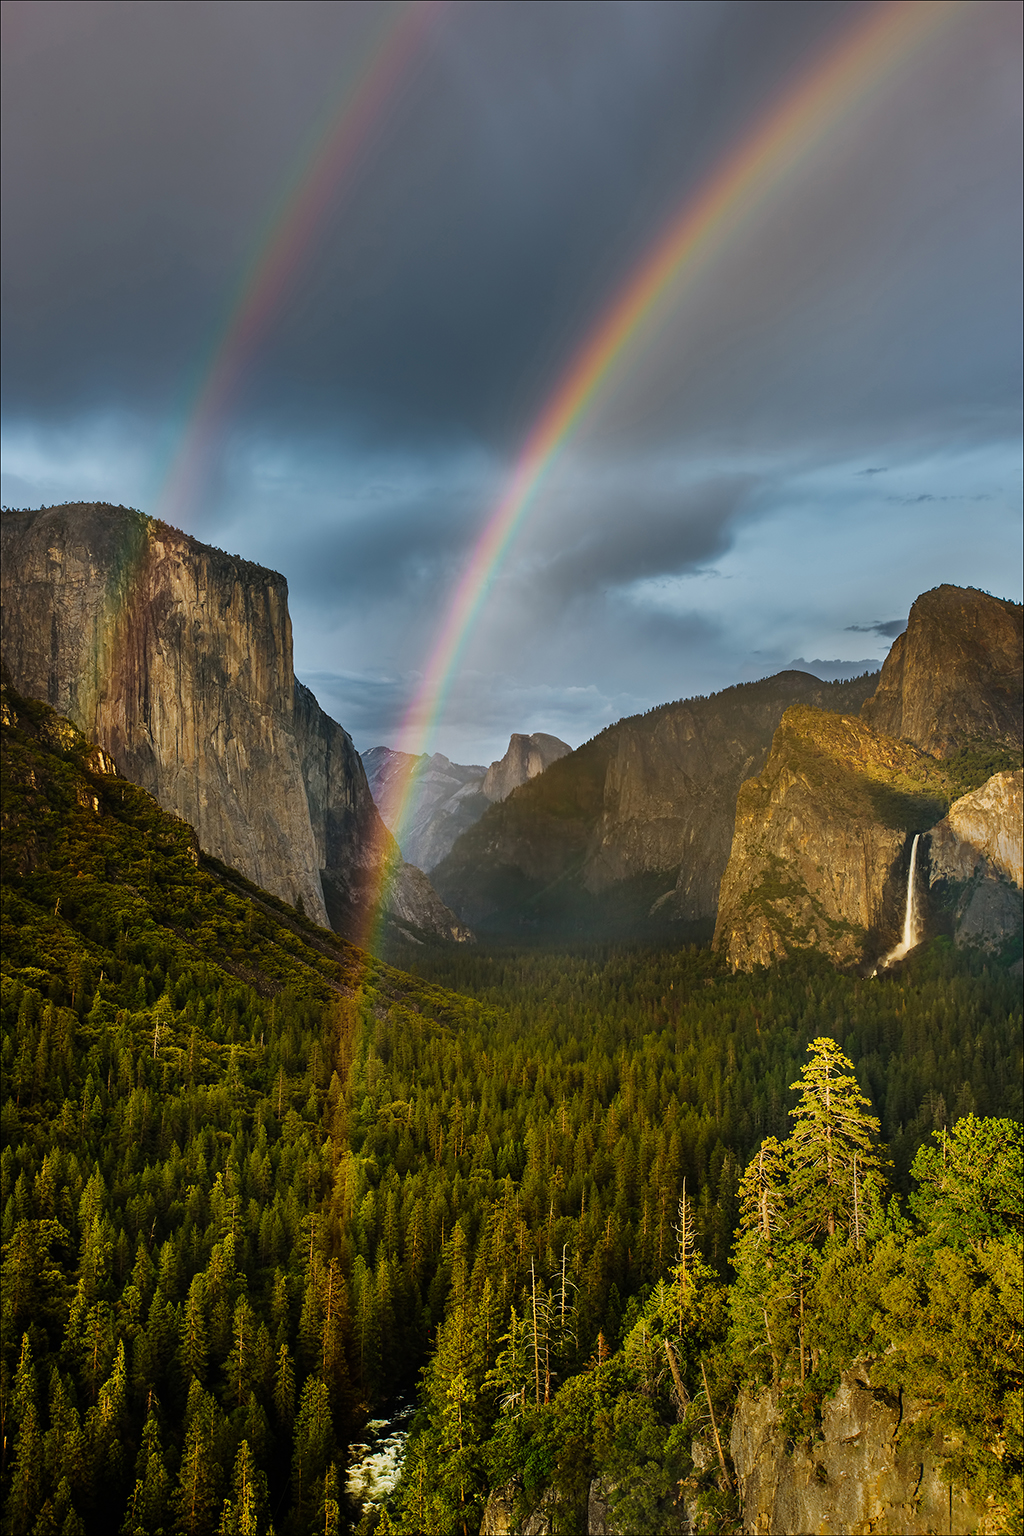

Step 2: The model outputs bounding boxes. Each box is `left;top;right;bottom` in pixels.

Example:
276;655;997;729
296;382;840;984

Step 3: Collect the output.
482;732;572;803
361;731;571;870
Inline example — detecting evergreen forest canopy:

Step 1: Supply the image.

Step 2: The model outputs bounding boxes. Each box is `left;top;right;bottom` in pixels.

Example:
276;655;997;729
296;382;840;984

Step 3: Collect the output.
1;680;1021;1535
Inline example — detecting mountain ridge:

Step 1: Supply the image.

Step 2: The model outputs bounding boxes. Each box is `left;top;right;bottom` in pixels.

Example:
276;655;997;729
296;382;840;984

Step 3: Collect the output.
431;670;879;938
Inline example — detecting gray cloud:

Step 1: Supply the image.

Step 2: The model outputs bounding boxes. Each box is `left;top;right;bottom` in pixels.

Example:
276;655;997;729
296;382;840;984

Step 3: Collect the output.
845;620;907;639
520;474;752;603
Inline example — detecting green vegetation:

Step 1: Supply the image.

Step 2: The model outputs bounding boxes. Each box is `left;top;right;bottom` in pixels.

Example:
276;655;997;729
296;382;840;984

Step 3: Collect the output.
2;684;1021;1534
383;950;1021;1534
0;685;474;1534
942;742;1023;802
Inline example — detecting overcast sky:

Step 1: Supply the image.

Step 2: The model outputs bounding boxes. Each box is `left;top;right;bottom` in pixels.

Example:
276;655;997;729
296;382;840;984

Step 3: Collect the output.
2;0;1021;764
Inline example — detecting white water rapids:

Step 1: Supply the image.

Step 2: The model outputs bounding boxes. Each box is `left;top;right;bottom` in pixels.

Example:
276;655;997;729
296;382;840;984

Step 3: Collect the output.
877;832;922;969
346;1400;414;1521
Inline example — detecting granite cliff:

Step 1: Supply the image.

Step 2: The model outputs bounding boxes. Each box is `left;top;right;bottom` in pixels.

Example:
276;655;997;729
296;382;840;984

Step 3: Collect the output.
731;1366;992;1536
928;769;1023;955
861;584;1022;755
362;731;570;872
362;747;488;871
481;731;571;802
0;503;468;943
431;672;878;939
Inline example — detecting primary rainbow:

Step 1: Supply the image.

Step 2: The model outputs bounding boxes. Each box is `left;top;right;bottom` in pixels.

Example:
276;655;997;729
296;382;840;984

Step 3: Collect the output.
154;0;440;529
370;0;966;947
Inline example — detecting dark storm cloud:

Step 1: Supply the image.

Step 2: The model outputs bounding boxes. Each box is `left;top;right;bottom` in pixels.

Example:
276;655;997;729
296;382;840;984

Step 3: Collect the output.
279;492;478;609
845;620;907;638
516;473;752;604
1;0;868;445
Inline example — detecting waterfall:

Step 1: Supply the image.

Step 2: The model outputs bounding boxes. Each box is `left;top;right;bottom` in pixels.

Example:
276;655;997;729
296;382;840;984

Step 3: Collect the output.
879;832;922;968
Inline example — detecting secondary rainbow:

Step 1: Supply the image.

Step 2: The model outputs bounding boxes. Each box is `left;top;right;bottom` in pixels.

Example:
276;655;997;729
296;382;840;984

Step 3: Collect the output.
154;1;441;530
369;0;967;945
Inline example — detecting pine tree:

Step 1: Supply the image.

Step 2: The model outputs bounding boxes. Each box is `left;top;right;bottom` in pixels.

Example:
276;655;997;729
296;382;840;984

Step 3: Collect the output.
180;1274;208;1388
7;1335;43;1535
173;1387;223;1536
216;1439;269;1536
273;1342;295;1432
291;1377;335;1530
787;1038;887;1241
120;1408;170;1535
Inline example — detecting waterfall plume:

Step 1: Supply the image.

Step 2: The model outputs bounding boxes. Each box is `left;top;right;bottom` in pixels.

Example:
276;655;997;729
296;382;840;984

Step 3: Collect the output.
878;832;922;968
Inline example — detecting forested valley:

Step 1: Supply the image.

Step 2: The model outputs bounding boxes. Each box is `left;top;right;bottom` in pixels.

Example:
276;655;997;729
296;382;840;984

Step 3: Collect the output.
2;683;1021;1535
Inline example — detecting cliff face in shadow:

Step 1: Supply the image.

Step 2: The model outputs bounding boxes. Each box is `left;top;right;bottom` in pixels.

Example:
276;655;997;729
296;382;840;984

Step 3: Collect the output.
431;671;878;939
928;768;1023;955
861;585;1023;756
362;747;490;872
363;733;570;874
0;503;467;942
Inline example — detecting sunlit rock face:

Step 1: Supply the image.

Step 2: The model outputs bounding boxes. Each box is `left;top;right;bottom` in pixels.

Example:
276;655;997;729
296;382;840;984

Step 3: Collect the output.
0;503;467;941
432;672;878;938
928;769;1023;953
929;769;1023;889
732;1366;991;1535
861;584;1023;756
713;585;1023;971
712;707;941;970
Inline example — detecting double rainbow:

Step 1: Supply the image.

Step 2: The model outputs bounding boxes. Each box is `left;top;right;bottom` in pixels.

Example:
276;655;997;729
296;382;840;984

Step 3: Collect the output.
138;0;964;952
369;0;966;949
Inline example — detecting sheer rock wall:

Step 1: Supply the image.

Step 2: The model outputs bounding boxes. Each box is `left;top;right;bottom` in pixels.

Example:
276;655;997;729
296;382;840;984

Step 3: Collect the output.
0;504;467;941
860;585;1022;756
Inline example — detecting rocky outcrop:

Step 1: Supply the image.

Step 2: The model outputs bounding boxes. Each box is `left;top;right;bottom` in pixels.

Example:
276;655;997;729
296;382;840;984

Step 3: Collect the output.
384;861;476;945
731;1366;991;1535
0;504;467;943
478;1486;566;1535
713;707;952;970
861;585;1023;756
714;587;1023;970
433;673;878;939
478;1481;620;1535
929;769;1023;889
481;732;571;803
928;769;1023;953
362;746;489;871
